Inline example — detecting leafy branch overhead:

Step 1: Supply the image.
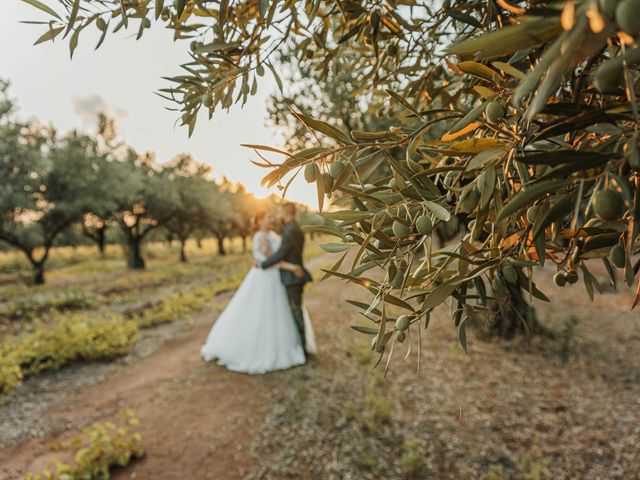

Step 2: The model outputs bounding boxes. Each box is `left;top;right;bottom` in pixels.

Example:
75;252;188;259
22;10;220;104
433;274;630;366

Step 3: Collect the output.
25;0;640;365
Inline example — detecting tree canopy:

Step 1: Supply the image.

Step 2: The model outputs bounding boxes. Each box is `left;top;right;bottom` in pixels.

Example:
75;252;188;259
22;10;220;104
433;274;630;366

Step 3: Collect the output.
26;0;640;359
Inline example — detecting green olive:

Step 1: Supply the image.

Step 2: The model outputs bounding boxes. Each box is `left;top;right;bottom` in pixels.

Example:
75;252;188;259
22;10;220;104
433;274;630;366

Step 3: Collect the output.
553;272;567;287
609;244;626;268
320;172;334;192
392;220;410;239
329;161;346;179
526;205;539;223
593;190;623;220
502;264;518;284
396;315;410;331
566;270;579;285
304;163;317;183
485;101;506;124
625;136;640;170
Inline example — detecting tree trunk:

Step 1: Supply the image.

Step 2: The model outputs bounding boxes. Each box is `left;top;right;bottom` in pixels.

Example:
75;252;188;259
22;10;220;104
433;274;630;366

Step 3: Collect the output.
241;235;247;253
480;294;544;340
97;227;106;256
127;237;146;269
33;262;45;285
179;238;187;263
83;226;107;256
217;235;226;256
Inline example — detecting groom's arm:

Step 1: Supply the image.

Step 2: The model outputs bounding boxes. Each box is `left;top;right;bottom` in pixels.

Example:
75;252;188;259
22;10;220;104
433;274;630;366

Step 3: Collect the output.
261;227;292;269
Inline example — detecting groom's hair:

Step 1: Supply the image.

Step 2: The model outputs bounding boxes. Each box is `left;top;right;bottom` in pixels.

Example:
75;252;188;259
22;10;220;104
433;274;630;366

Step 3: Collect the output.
281;202;296;216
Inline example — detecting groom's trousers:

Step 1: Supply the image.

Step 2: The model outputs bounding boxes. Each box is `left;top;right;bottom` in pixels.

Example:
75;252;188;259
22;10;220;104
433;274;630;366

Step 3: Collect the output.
286;285;307;358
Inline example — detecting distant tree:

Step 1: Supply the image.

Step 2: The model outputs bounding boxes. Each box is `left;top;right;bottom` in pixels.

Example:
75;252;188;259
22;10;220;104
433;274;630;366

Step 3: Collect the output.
112;152;178;269
207;177;235;256
164;154;218;262
0;118;103;283
81;113;125;255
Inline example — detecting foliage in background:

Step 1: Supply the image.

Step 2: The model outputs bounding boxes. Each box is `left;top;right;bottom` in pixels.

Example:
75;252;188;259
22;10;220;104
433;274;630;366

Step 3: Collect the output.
0;81;291;281
25;0;640;365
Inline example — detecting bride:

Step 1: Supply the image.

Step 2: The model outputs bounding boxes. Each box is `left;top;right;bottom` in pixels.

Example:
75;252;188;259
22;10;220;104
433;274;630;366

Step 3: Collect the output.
201;212;316;374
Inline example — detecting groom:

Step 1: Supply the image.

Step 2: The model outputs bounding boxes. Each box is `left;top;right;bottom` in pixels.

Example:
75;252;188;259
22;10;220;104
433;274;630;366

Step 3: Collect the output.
259;203;312;358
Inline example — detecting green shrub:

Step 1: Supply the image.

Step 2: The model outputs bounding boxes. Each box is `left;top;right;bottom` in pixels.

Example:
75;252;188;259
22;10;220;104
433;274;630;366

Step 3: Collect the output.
0;313;138;396
0;354;23;398
25;410;143;480
17;314;138;375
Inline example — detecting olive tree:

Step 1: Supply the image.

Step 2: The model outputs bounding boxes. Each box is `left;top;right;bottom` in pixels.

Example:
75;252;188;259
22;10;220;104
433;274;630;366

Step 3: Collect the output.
111;152;179;269
30;0;640;361
206;177;235;256
81;114;126;255
0;123;103;283
164;153;219;262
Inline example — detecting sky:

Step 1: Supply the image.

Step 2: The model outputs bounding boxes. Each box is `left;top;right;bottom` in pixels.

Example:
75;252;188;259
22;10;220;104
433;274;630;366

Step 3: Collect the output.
1;3;317;206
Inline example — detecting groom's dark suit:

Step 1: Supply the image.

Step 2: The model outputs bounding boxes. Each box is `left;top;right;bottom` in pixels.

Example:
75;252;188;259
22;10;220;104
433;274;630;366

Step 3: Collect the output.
261;220;311;356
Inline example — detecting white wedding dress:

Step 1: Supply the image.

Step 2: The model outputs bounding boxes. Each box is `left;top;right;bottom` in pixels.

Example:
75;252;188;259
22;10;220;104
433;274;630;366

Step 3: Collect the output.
201;230;316;374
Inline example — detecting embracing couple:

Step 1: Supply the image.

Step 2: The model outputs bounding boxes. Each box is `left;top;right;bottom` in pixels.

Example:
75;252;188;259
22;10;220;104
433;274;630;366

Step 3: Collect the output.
201;203;316;374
